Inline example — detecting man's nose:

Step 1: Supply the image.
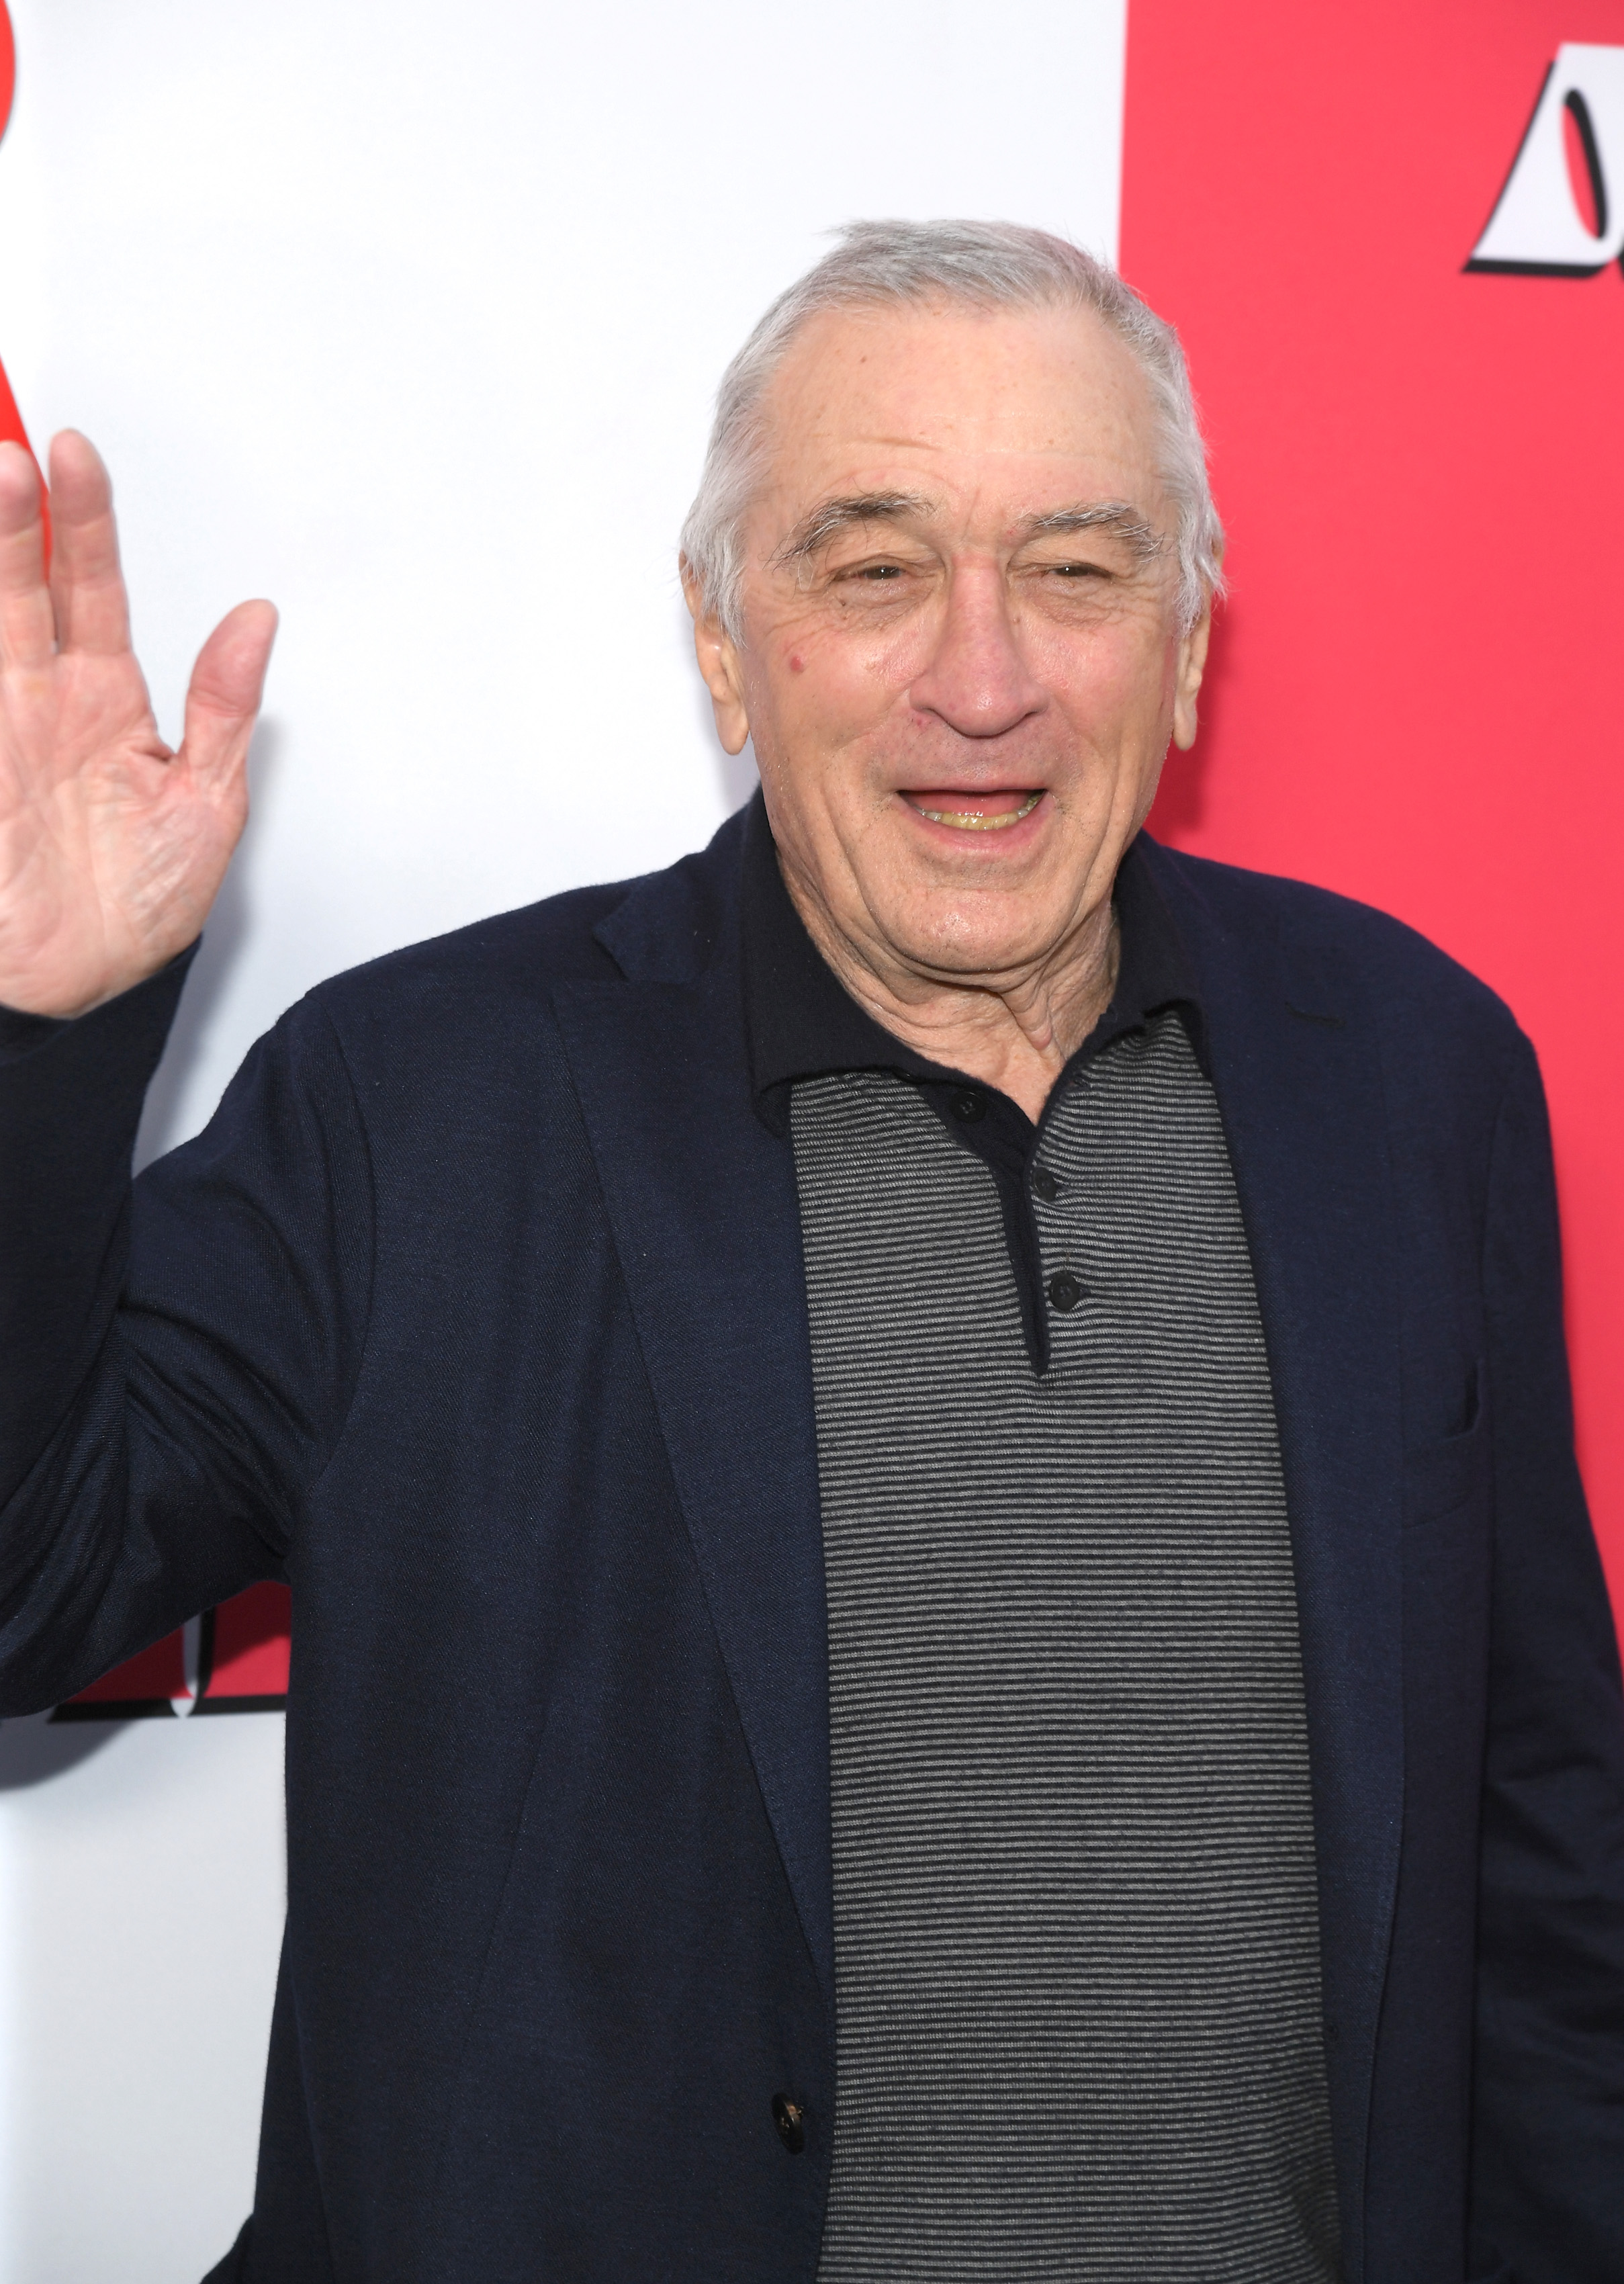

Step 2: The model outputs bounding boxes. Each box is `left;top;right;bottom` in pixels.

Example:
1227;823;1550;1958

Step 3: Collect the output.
905;565;1046;741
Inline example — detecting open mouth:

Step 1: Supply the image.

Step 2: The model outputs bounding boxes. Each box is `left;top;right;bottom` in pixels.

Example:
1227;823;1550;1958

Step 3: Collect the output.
903;789;1044;832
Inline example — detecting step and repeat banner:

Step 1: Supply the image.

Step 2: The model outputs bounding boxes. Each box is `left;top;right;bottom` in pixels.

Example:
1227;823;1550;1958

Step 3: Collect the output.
0;0;1618;2275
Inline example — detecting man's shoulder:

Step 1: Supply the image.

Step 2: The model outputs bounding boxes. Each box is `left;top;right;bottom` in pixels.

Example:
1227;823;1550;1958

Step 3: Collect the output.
286;881;634;1068
1144;839;1521;1047
323;877;637;1006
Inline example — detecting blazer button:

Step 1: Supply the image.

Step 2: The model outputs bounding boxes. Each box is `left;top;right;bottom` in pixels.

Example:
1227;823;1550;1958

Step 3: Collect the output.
772;2094;807;2154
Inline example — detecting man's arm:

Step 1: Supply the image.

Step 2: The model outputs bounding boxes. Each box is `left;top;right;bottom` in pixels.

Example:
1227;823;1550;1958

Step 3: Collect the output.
0;966;373;1712
1470;1031;1624;2282
0;426;306;1706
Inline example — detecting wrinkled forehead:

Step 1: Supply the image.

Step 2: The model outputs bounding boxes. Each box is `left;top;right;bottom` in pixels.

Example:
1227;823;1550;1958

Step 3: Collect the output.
751;297;1167;522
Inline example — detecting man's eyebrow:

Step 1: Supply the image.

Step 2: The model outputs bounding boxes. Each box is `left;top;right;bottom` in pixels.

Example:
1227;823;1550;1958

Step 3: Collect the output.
1018;502;1167;560
772;492;936;570
772;493;1168;574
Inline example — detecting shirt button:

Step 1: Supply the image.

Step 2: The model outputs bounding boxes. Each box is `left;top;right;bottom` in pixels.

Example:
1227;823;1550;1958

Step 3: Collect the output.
1032;1164;1060;1202
1047;1270;1085;1313
950;1089;986;1123
772;2095;807;2153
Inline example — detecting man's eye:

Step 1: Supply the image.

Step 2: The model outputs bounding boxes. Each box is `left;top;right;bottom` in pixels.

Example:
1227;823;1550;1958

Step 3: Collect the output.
851;563;905;582
1048;561;1108;579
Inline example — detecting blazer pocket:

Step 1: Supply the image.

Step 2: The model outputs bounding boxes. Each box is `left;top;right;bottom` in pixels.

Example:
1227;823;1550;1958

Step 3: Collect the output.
1403;1411;1489;1528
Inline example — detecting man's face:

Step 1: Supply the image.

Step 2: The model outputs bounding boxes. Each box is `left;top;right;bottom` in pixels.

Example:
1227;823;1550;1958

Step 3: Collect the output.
688;298;1210;989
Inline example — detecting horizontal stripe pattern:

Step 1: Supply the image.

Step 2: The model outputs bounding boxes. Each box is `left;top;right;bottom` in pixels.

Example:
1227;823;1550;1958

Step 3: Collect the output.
793;1013;1339;2282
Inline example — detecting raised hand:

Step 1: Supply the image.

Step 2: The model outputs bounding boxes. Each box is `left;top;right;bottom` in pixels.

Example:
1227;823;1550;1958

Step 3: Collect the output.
0;431;277;1018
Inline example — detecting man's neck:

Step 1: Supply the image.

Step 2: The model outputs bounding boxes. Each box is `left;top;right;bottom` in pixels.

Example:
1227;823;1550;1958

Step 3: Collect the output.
782;871;1120;1125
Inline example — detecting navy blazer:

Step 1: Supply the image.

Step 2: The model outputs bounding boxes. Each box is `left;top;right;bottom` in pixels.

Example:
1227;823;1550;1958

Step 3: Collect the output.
1;802;1621;2284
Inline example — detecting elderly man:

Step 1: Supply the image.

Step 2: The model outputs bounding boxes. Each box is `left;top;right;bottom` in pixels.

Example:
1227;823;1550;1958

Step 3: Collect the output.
1;221;1621;2283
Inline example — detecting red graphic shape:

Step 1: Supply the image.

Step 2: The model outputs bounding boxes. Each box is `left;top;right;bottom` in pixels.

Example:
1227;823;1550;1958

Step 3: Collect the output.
0;1;45;550
54;1585;291;1720
197;1582;292;1710
0;353;32;456
62;1630;187;1714
1122;5;1624;1632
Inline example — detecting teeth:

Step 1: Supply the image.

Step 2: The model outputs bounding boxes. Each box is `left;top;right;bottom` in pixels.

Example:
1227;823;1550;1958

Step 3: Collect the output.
915;790;1043;831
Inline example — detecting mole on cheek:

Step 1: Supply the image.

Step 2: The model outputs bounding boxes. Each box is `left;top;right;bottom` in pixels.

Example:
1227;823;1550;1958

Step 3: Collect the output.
788;653;806;673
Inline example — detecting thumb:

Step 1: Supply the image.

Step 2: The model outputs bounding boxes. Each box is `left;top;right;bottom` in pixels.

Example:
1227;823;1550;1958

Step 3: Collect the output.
181;599;279;783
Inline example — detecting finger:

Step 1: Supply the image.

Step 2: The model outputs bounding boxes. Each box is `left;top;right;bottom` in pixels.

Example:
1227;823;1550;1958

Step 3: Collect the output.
47;430;133;658
0;440;54;670
179;599;279;790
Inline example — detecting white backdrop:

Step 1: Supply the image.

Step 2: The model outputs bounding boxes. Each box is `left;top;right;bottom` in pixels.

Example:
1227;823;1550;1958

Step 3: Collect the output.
0;1;1126;2273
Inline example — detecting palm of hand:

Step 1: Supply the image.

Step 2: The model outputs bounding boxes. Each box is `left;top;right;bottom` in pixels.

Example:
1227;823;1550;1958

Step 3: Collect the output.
0;432;276;1018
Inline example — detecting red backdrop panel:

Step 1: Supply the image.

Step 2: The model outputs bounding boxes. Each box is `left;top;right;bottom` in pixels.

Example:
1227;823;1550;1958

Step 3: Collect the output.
199;1583;293;1707
1122;1;1624;1622
56;1587;290;1718
64;1631;186;1711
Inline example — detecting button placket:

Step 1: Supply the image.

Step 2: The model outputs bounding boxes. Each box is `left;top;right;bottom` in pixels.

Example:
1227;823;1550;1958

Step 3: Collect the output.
1036;1090;1088;1319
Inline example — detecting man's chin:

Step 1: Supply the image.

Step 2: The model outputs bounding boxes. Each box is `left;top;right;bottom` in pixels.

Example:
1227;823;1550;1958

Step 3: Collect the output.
861;889;1084;985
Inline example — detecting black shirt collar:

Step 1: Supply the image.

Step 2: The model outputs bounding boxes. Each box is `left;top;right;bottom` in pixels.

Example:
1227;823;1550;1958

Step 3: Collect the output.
739;789;1205;1135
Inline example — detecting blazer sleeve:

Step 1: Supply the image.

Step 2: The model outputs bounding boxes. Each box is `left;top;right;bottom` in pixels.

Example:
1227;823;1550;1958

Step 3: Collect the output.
0;959;373;1714
1469;1029;1624;2282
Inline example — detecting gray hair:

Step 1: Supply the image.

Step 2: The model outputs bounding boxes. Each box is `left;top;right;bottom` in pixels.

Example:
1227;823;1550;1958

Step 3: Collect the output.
680;218;1224;641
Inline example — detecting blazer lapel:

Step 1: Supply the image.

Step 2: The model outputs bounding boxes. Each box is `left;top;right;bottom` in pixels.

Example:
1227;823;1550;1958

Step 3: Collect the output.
1149;846;1404;2284
551;851;833;2006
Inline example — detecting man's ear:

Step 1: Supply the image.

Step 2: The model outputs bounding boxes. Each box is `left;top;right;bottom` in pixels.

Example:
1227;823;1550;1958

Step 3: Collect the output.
1171;595;1213;753
682;560;752;756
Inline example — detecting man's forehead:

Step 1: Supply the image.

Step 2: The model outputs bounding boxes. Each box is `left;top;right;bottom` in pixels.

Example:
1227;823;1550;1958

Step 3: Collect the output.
756;300;1161;497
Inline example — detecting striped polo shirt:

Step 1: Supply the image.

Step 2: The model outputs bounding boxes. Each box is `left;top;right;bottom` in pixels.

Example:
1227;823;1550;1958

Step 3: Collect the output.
743;802;1340;2282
